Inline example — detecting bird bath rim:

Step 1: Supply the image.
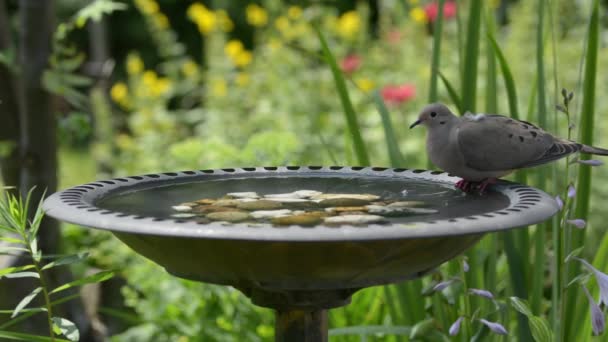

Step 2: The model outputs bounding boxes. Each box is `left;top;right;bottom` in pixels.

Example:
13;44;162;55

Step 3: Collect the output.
42;166;559;241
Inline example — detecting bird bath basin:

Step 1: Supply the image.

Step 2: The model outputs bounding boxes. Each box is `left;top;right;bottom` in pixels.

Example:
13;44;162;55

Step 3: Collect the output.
43;166;559;341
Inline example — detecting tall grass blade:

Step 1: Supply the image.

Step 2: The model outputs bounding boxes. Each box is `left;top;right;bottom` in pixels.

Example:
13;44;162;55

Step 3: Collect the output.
315;26;370;166
530;0;548;317
428;0;445;103
567;1;600;340
373;91;404;166
460;0;482;112
438;72;462;114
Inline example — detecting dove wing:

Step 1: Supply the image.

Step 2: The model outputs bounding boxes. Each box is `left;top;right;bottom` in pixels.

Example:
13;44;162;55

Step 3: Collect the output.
457;115;578;171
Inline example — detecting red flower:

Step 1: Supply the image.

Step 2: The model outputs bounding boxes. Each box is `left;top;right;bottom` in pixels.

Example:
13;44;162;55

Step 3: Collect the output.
340;54;362;74
424;1;457;23
381;84;416;105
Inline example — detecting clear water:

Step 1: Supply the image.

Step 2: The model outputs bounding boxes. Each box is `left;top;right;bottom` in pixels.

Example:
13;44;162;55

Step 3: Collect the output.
96;175;510;224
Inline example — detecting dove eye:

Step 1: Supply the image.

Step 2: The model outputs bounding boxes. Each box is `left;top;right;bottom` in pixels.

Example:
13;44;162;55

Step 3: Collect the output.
430;112;437;118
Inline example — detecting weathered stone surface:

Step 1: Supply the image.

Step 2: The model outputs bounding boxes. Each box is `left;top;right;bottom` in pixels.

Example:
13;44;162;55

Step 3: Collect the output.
318;198;373;207
271;214;323;226
213;199;241;207
191;205;245;214
325;206;369;213
250;209;293;219
207;211;250;222
237;200;284;211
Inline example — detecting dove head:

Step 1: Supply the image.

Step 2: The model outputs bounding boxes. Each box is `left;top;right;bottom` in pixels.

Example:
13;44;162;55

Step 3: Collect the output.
409;103;457;129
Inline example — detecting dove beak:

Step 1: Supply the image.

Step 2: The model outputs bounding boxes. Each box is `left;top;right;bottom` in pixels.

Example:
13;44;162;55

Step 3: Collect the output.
409;119;422;129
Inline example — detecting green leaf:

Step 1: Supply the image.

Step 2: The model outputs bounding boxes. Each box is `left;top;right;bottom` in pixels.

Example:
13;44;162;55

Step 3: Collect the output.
56;53;85;72
11;287;42;318
0;246;28;254
52;317;79;341
528;317;553;342
0;265;35;278
564;246;584;263
0;331;70;342
42;252;89;271
315;26;370;166
510;297;534;316
486;32;519;119
409;318;435;339
50;270;115;295
3;272;39;279
0;236;25;244
373;91;404;167
461;0;482;112
438;72;463;114
510;297;554;342
74;0;127;24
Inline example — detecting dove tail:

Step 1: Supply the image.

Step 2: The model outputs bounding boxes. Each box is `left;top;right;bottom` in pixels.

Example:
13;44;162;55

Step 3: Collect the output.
580;144;608;156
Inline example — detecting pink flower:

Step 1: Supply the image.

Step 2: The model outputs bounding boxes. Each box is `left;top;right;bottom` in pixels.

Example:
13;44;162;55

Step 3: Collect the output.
424;1;457;23
340;54;362;74
381;83;416;105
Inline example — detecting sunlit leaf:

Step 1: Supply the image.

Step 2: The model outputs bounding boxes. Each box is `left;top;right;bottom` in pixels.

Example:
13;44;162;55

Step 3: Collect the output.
50;270;115;295
11;287;42;318
52;317;79;341
41;252;89;271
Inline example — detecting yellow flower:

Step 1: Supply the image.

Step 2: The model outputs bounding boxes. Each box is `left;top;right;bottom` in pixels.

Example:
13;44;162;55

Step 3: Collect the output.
153;13;169;29
224;40;244;58
409;7;427;23
246;4;268;27
142;70;158;88
126;54;144;75
355;78;375;93
135;0;159;15
336;11;361;39
233;50;252;67
182;60;199;78
216;9;234;32
211;79;227;97
287;6;302;20
235;72;250;86
110;82;128;104
274;16;290;32
151;78;171;96
187;3;216;35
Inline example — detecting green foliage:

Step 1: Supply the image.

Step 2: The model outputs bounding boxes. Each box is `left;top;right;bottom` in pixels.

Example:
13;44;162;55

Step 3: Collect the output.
0;189;113;341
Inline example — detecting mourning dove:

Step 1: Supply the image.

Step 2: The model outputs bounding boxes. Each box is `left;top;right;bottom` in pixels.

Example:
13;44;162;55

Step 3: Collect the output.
410;103;608;192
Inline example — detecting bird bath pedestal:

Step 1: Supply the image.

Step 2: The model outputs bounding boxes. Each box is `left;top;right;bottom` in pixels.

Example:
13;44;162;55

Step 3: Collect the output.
43;167;558;341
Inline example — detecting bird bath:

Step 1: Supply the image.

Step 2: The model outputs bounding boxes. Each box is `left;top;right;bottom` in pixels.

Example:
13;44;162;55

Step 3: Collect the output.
43;166;558;341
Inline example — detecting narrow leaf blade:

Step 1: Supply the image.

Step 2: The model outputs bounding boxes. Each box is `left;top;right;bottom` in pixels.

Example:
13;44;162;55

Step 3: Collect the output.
49;270;114;295
11;287;42;318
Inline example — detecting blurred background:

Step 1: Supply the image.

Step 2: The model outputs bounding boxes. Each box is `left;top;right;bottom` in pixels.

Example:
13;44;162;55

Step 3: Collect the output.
1;0;608;340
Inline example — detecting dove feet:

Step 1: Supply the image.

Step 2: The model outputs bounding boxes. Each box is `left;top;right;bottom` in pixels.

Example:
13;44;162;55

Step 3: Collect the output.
455;178;497;194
